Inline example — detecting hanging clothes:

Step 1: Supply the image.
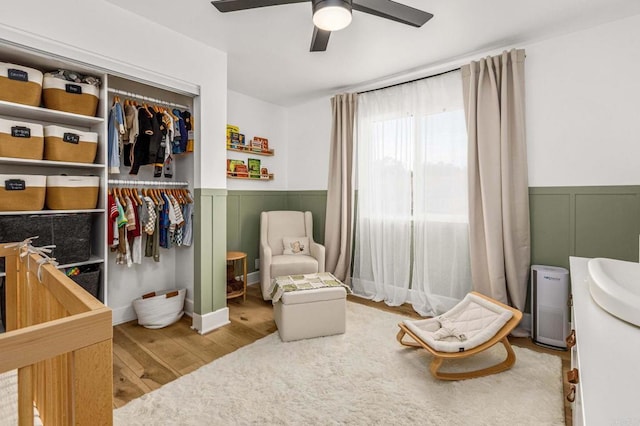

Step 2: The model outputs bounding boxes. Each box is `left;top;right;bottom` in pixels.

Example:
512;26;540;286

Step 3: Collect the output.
109;186;194;265
181;201;194;247
108;99;126;174
123;103;139;167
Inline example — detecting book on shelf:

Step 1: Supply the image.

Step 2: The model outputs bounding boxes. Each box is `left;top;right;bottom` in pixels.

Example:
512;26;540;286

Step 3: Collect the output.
227;159;245;173
226;124;240;147
233;164;249;177
248;158;261;178
252;136;269;152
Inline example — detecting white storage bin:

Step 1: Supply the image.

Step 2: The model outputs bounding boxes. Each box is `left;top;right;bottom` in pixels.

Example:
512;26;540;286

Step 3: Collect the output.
0;62;43;106
0;174;46;211
45;175;100;210
42;75;100;116
44;125;98;163
0;118;44;160
133;289;186;329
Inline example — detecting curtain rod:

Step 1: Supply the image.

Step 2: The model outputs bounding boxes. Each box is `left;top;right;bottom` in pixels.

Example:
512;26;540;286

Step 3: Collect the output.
358;67;461;95
108;179;190;187
107;88;190;110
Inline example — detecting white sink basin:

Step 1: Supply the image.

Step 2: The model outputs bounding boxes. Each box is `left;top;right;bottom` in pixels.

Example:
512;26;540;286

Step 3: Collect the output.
588;258;640;327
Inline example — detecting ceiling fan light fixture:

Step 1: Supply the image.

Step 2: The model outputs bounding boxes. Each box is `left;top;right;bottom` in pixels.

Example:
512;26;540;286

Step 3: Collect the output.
312;0;352;32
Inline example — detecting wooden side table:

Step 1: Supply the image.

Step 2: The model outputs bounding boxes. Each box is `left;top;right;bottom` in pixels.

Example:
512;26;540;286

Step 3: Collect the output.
226;251;247;302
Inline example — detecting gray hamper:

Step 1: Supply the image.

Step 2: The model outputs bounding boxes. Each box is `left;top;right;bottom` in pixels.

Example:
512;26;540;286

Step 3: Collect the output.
0;213;91;265
70;268;100;299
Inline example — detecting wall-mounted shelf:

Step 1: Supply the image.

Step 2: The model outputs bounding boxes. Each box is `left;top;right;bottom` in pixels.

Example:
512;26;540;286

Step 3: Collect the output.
227;146;274;156
227;173;273;181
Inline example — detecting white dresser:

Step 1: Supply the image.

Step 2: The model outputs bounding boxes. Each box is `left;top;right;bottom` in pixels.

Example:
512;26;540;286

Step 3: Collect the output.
569;257;640;425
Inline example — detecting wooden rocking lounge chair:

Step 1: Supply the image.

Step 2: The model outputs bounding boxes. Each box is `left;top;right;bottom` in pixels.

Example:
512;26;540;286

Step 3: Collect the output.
396;292;523;381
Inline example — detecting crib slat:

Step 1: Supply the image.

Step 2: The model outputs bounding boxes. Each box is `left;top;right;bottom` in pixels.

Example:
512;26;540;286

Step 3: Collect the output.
73;340;114;426
5;252;18;331
17;365;33;426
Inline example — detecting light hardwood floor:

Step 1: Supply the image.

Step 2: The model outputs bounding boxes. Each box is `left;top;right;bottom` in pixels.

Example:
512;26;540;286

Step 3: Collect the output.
113;285;571;424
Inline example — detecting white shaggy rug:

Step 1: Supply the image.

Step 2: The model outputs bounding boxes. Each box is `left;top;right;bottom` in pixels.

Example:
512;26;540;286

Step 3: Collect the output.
114;302;564;425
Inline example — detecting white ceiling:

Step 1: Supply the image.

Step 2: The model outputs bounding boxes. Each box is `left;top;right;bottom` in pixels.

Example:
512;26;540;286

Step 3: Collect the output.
107;0;640;107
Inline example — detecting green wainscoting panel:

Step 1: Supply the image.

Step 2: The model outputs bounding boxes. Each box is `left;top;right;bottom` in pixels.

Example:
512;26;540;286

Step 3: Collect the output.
574;190;640;261
529;186;640;271
530;193;572;270
286;191;327;244
226;190;327;273
194;188;227;315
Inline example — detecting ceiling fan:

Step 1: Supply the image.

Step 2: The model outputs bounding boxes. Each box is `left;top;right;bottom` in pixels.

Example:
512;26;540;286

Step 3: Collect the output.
210;0;433;52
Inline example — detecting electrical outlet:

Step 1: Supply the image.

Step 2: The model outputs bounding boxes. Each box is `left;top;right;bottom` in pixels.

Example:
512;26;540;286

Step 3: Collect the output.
255;258;260;270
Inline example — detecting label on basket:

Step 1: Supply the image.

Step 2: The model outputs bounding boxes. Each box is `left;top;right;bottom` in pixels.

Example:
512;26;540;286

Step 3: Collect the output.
4;179;26;191
11;126;31;138
65;83;82;95
7;68;28;82
63;132;80;144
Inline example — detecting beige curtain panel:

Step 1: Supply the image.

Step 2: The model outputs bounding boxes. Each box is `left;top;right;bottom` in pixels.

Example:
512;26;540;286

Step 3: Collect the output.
324;92;358;283
461;49;530;311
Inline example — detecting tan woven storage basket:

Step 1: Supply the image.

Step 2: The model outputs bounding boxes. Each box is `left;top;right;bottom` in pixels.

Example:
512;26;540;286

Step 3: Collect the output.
0;174;46;211
0;62;43;107
42;76;100;116
0;118;44;160
46;176;100;210
44;125;98;163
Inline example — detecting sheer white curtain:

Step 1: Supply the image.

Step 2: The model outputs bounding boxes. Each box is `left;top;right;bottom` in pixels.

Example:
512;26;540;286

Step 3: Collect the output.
352;71;472;316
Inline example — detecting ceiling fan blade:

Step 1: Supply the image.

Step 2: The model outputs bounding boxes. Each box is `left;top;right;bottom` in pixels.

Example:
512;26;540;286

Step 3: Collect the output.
211;0;308;12
352;0;433;27
310;26;331;52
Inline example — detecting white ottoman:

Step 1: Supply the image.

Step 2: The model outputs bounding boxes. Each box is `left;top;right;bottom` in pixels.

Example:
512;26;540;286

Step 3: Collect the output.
274;286;347;342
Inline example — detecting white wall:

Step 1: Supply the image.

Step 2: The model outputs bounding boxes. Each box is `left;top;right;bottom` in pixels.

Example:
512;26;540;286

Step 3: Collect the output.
227;90;288;190
286;97;332;190
282;14;640;189
526;13;640;186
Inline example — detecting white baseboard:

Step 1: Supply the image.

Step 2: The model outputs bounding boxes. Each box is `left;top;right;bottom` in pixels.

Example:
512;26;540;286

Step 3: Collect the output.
191;307;230;335
247;271;260;286
111;298;195;326
111;305;137;326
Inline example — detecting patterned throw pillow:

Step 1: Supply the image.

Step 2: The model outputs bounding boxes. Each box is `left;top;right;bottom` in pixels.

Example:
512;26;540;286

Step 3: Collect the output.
282;237;310;255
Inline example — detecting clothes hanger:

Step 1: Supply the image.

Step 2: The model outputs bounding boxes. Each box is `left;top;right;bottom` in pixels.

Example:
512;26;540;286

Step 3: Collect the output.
132;187;143;206
184;189;193;204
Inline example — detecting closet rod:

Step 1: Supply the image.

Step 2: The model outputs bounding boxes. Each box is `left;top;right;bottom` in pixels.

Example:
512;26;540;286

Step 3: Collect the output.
107;88;190;110
108;179;190;187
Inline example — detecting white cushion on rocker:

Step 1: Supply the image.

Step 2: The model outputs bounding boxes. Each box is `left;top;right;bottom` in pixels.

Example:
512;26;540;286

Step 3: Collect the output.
402;293;514;353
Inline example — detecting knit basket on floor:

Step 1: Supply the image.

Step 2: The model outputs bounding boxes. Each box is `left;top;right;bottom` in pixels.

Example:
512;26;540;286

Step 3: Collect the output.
132;288;186;329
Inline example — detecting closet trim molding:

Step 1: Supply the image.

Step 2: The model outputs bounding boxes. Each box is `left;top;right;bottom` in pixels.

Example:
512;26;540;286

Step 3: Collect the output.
0;23;200;96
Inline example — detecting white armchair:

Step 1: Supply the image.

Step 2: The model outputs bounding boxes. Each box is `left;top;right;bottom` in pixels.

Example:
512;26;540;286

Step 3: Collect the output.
260;211;325;301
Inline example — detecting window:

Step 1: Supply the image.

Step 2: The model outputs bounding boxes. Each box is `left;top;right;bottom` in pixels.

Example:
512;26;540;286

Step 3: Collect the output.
351;71;472;316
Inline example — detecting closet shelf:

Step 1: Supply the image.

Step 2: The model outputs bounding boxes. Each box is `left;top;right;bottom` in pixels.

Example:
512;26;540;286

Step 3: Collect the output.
0;156;104;168
227;147;274;157
0;208;105;216
0;99;104;127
